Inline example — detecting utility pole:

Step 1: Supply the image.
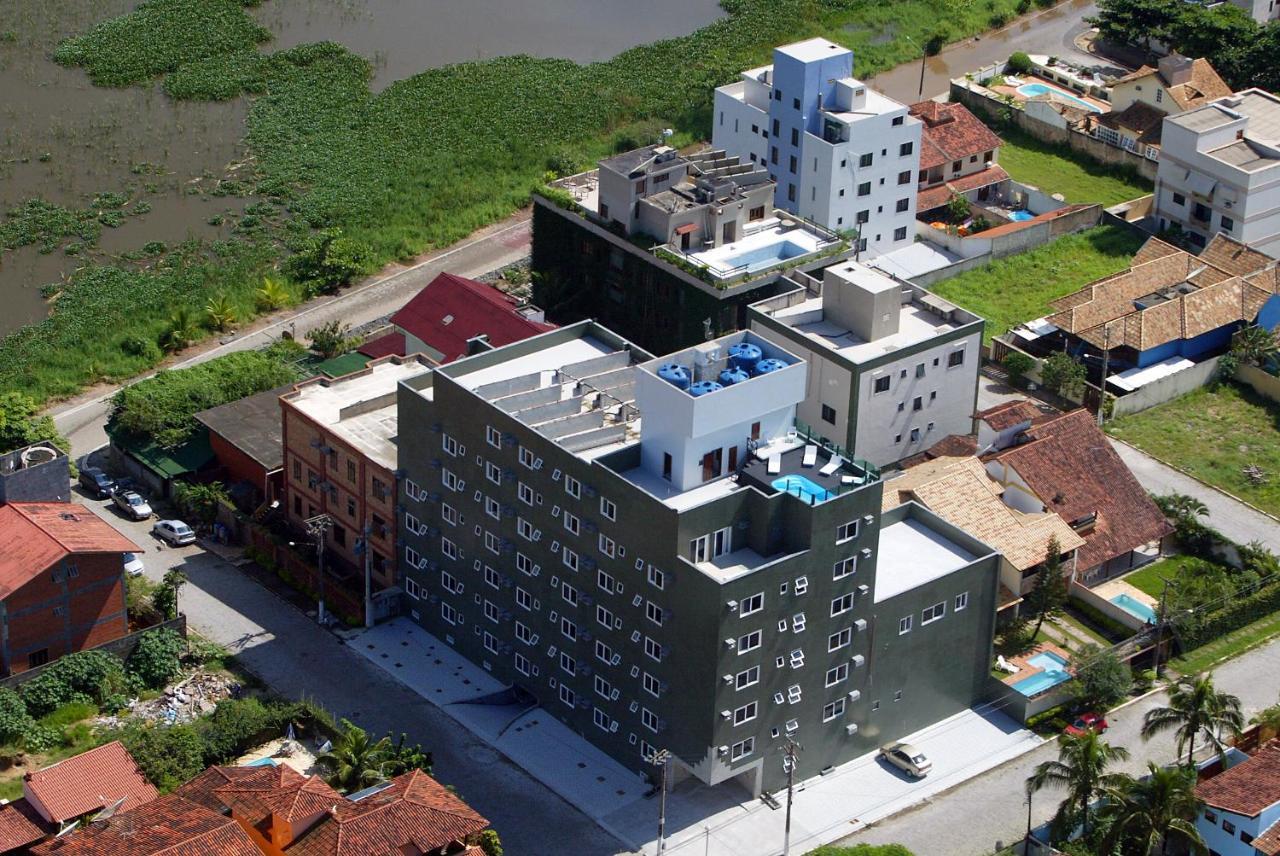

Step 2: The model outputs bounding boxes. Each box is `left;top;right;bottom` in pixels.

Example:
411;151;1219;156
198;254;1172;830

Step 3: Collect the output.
1025;788;1034;851
305;513;333;626
648;748;671;855
782;739;803;856
918;49;928;100
1096;326;1111;427
1151;576;1173;678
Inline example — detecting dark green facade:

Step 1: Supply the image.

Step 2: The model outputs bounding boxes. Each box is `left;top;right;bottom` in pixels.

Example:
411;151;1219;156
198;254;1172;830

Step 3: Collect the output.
395;324;999;796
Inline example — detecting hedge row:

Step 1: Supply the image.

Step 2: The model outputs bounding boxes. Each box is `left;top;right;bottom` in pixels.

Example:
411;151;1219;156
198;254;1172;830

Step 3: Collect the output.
1177;578;1280;650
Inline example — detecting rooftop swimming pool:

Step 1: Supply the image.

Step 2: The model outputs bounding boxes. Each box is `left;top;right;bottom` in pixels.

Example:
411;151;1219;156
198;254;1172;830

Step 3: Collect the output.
688;225;827;278
1011;650;1071;697
1017;82;1103;113
772;474;833;504
1111;593;1157;624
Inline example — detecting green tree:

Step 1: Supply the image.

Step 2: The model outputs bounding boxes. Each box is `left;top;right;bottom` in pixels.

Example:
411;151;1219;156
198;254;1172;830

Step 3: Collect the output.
126;627;185;689
1071;644;1132;708
1252;700;1280;741
1165;3;1256;69
1097;763;1206;855
117;722;206;791
173;481;230;526
1229;322;1279;368
0;392;69;457
0;687;33;745
1003;351;1035;386
474;829;504;856
1141;673;1244;766
1154;493;1208;523
306;320;362;360
1040;351;1086;397
150;568;188;622
1087;0;1183;55
204;292;238;332
1025;537;1068;637
1006;51;1033;74
319;719;392;793
282;228;373;295
946;193;971;223
1027;730;1131;840
382;733;434;777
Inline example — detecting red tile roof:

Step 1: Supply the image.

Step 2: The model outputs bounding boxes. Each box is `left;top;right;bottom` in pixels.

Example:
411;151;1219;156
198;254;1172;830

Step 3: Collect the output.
284;770;489;856
989;409;1172;571
1255;817;1280;856
173;766;262;813
1197;740;1280;816
391;273;553;364
916;165;1010;212
910;101;1003;170
0;798;52;852
1097;101;1166;146
978;400;1043;432
356;331;409;360
30;794;259;856
24;741;158;824
209;764;341;826
0;504;139;599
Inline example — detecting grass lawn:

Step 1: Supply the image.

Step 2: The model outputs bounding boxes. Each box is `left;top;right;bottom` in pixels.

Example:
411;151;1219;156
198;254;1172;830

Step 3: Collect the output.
997;126;1154;206
1121;555;1224;599
1173;609;1280;674
1107;382;1280;518
930;225;1145;344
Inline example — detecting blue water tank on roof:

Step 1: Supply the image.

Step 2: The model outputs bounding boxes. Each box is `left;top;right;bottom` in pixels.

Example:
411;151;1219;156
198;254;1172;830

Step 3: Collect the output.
727;342;763;372
688;381;723;397
657;363;690;390
718;368;750;386
752;358;787;377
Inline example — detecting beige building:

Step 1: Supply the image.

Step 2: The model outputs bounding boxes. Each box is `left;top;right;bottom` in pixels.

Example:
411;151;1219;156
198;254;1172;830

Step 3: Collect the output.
1097;56;1231;159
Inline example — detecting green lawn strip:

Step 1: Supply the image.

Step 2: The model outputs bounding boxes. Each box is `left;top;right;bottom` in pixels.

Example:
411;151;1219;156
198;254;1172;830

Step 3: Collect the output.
1173;609;1280;674
1106;382;1280;519
929;225;1144;345
996;125;1153;206
1120;555;1229;600
1053;611;1110;648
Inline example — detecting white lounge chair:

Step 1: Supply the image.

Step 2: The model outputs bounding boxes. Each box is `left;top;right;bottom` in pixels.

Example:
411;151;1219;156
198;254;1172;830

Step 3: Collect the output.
819;455;843;476
767;454;781;475
801;445;818;467
841;475;855;485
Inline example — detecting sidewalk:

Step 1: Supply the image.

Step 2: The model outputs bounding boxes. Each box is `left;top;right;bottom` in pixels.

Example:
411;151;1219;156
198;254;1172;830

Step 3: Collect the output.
352;618;1043;856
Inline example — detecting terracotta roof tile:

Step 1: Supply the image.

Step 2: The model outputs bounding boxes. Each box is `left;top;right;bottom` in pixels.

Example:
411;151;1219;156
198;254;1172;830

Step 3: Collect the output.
1255;817;1280;856
0;798;52;852
978;400;1042;431
1200;234;1277;278
1097;101;1166;146
991;410;1171;571
30;794;258;856
1113;59;1230;111
916;164;1010;212
909;101;1003;169
390;273;553;364
284;770;489;856
173;766;260;813
24;741;158;824
210;764;341;826
1197;740;1280;816
883;456;1085;569
0;505;139;599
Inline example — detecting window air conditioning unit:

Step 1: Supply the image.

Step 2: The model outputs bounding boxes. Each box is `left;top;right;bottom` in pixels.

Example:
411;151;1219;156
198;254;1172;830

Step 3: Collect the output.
847;690;861;702
723;674;734;684
726;599;739;611
721;710;732;720
845;723;859;736
718;745;730;756
857;584;870;596
854;619;867;632
851;654;866;668
725;638;737;648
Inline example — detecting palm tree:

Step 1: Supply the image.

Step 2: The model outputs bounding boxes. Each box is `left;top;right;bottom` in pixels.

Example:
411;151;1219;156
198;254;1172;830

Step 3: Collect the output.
255;275;292;312
160;307;200;353
1098;763;1206;855
1142;673;1244;767
1027;730;1131;839
1252;702;1280;742
1230;322;1279;367
318;719;392;793
204;292;237;331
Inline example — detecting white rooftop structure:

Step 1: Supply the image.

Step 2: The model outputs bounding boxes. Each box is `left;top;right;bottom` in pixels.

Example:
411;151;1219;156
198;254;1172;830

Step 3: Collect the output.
873;516;976;602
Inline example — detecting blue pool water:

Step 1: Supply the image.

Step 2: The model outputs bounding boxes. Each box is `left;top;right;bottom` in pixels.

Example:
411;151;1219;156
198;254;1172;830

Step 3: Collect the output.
772;474;833;504
1008;210;1034;221
1016;82;1103;113
1012;651;1072;697
721;240;810;273
1111;593;1157;624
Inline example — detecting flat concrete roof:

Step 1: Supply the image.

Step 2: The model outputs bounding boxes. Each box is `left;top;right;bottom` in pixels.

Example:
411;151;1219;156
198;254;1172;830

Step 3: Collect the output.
776;38;849;64
450;336;616;391
765;296;970;364
873;517;975;602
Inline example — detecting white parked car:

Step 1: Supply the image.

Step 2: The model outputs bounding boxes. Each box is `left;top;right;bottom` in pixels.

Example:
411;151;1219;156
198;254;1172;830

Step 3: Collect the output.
123;552;145;577
152;519;196;546
113;490;153;521
879;742;932;778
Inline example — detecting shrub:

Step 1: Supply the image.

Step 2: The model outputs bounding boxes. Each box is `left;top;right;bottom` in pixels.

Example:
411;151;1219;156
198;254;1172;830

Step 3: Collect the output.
0;688;30;745
196;697;276;764
1176;578;1280;650
121;335;162;361
1040;351;1086;397
117;722;206;791
127;628;185;689
1007;51;1034;74
20;651;127;717
1003;351;1035;386
475;829;504;856
1070;645;1131;708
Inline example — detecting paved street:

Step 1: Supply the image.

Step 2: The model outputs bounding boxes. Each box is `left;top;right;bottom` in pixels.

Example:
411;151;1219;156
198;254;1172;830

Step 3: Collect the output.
77;488;622;856
841;634;1280;855
51;213;532;457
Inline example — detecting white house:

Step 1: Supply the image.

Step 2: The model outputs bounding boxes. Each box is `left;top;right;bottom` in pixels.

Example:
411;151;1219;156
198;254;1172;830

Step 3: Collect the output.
1155;88;1280;257
1195;740;1280;856
712;39;922;258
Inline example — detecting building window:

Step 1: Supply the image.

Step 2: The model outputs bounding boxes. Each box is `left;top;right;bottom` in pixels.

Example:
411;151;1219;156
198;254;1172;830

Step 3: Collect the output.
518;482;535;506
955;591;969;611
833;557;857;579
837;520;859;543
826;663;849;687
593;708;614;732
440;602;459;625
516;587;532;611
563;512;580;535
483;631;499;654
730;737;755;761
600;497;617;520
922;601;946;624
484;565;500;589
951;160;962;173
644;636;663;662
596;604;615;629
647;565;666;590
484;531;500;555
741;592;764;616
515;653;531;676
787;183;796;203
596;639;614;665
1172;192;1186;206
899;141;914;156
899;615;912;634
404;577;420;599
442;469;459;491
405;545;421;569
1223;820;1236;835
948;350;965;368
485;496;501;520
829;628;852;651
642;707;660;733
442;434;459;457
597;570;617;594
894;226;908;241
562;548;579;572
820;403;837;425
736;666;760;690
484;462;501;485
646;601;664;626
517;517;535;541
1222;215;1235;232
857;182;871;197
738;630;762;653
733;702;758;726
873;375;890;394
516;553;536;576
561;617;578;641
770;146;779;165
441;537;458;560
895;197;910;214
856;209;870;224
562;582;579;606
643;672;662;698
823;699;847;722
559;684;576;708
486;425;501;448
831;593;854;616
598;534;616;558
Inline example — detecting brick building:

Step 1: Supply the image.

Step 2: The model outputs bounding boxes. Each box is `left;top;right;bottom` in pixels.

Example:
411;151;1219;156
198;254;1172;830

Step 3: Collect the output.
0;503;138;675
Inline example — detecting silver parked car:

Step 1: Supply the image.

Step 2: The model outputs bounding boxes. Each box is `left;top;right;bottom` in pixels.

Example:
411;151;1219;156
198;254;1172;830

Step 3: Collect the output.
879;742;932;778
113;490;153;521
123;552;145;577
152;519;196;546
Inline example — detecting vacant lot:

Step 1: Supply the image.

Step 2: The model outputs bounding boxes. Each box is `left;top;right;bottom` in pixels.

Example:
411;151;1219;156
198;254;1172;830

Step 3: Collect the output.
1107;382;1280;518
997;126;1154;206
930;225;1144;344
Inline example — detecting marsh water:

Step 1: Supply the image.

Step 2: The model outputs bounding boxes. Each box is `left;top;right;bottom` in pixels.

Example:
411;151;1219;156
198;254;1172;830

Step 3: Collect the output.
0;0;724;335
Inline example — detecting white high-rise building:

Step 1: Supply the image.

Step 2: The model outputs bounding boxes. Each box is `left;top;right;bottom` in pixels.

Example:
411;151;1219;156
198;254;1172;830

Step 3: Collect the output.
713;39;922;258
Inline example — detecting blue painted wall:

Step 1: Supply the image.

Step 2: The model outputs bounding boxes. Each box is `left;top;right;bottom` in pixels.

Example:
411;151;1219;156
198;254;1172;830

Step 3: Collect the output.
769;42;852;211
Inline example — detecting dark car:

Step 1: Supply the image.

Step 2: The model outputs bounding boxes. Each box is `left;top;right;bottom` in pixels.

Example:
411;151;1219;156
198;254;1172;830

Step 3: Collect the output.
78;467;116;499
1065;713;1109;736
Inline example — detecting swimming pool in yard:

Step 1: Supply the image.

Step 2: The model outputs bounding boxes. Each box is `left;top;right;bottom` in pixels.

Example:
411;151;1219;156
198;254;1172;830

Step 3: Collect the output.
1011;650;1072;697
1016;82;1103;113
1008;210;1035;221
1111;593;1157;624
772;474;833;504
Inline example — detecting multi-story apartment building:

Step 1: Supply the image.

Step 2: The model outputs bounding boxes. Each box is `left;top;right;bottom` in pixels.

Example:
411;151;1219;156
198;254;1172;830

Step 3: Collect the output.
280;355;433;591
748;260;983;467
534;145;849;355
713;39;922;257
397;322;999;795
1155;88;1280;256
